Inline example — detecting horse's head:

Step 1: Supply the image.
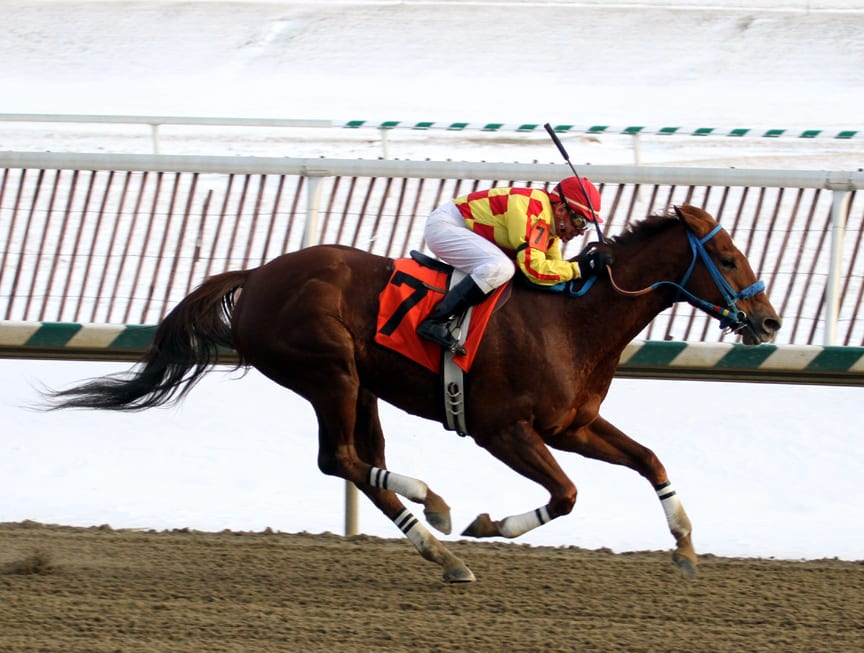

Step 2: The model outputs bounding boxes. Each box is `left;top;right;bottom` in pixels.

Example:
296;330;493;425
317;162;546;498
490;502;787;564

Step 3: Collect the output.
672;205;782;344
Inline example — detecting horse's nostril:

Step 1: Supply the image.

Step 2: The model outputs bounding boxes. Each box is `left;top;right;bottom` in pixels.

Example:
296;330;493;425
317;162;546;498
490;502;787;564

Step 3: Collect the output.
764;316;782;333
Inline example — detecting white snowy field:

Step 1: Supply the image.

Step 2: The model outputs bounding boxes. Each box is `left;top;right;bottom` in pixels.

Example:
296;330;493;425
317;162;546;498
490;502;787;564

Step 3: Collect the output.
1;1;862;561
4;359;863;562
3;0;864;168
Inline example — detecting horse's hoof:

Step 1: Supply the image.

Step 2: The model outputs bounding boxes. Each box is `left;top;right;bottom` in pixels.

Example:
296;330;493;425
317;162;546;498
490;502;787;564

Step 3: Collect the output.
461;513;499;538
423;490;452;535
443;565;476;583
673;553;697;580
424;509;452;535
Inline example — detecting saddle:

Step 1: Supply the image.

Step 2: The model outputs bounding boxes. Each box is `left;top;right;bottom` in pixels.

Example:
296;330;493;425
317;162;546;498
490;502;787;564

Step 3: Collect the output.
375;251;510;435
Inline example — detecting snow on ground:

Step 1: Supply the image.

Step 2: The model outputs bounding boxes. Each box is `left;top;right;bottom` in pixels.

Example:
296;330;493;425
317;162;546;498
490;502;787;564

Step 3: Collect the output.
1;1;862;560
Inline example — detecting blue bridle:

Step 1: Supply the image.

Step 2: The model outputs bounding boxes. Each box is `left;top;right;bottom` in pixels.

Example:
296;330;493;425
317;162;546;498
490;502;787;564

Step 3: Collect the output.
564;222;765;334
652;224;765;332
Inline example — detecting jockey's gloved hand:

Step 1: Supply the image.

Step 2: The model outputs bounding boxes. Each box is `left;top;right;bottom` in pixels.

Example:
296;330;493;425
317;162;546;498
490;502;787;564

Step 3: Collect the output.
576;245;615;278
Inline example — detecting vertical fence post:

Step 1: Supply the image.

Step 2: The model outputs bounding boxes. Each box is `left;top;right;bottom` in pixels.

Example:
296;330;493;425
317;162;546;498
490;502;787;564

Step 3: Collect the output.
150;123;161;154
380;127;390;160
301;176;323;247
632;133;642;166
825;189;850;345
344;480;359;536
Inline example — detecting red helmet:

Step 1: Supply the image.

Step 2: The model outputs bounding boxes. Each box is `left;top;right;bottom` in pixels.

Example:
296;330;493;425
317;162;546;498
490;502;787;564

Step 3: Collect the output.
549;177;602;223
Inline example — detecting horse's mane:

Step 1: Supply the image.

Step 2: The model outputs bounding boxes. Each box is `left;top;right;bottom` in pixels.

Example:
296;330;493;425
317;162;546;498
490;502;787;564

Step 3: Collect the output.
606;210;680;249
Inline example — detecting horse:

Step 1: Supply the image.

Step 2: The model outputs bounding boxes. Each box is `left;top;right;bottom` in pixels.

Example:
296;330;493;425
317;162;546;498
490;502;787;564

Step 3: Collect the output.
47;204;781;583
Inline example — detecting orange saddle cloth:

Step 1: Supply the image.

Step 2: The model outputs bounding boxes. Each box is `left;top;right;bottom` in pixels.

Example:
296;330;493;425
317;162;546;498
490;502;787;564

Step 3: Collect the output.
375;257;506;374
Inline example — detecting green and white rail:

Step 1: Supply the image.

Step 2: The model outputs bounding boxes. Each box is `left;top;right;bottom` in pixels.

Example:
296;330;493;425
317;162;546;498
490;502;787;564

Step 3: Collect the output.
1;113;860;156
3;321;863;386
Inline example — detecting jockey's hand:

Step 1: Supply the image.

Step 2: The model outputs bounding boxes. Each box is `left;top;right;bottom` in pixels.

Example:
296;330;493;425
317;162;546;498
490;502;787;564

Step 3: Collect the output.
576;245;615;278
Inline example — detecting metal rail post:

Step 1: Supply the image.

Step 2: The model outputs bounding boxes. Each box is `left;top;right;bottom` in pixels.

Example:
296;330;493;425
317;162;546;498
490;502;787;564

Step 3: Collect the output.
150;123;161;154
301;176;323;248
825;190;850;345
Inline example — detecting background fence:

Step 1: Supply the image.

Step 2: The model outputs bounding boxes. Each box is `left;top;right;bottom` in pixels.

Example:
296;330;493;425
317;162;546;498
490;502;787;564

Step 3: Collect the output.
3;320;862;385
2;113;861;159
2;151;863;347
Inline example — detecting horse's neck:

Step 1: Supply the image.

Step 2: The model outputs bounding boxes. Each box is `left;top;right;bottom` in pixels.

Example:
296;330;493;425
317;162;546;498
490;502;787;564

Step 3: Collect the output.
577;226;691;352
581;283;672;356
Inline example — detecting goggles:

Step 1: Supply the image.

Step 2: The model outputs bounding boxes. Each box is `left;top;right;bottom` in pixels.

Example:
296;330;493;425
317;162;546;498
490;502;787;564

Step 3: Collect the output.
555;183;590;232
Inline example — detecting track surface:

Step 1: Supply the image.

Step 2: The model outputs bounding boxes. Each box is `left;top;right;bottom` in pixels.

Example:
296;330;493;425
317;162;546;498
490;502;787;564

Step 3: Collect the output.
0;522;861;652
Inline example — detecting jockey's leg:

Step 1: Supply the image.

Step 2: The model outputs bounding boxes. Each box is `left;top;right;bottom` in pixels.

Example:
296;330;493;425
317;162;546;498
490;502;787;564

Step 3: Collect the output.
416;275;488;354
419;202;513;353
462;419;577;539
547;415;696;579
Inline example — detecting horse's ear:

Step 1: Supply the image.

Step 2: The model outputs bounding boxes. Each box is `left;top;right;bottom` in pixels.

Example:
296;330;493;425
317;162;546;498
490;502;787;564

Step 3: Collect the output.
672;205;685;220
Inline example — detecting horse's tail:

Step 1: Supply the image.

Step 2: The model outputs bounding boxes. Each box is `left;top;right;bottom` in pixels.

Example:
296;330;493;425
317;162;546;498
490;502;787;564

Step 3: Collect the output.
47;269;252;411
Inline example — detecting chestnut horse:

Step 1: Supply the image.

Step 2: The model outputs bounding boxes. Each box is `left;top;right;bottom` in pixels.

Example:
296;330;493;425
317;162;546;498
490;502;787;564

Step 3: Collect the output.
48;205;781;582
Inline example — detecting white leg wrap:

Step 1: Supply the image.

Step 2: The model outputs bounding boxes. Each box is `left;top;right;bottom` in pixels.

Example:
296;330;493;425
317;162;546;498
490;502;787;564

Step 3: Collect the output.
368;466;428;502
656;481;690;536
393;508;433;551
497;506;552;538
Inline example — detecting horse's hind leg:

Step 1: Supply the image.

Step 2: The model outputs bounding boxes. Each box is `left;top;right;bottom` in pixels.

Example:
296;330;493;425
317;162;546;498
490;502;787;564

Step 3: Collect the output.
365;466;452;535
352;389;474;583
549;415;696;579
309;362;452;532
270;313;470;581
350;390;452;535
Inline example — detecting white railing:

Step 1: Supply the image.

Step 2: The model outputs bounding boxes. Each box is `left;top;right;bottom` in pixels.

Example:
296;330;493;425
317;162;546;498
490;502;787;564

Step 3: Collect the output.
2;151;863;345
2;113;861;160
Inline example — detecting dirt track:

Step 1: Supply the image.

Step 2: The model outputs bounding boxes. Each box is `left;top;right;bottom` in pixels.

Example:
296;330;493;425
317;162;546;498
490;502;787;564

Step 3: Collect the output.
0;522;861;652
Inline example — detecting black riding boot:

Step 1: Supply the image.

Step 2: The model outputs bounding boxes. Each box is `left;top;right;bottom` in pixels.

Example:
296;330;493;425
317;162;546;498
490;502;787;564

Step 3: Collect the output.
417;275;488;354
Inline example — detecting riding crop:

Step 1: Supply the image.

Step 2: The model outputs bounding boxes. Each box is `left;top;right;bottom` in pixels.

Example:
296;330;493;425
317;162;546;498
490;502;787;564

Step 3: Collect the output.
543;122;605;244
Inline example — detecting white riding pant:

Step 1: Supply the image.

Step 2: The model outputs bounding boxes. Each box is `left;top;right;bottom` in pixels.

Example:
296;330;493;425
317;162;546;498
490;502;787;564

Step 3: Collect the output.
423;201;515;294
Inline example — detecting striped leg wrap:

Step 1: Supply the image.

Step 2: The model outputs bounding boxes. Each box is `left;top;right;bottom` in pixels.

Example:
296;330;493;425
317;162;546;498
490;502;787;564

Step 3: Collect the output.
393;508;429;550
655;481;688;533
498;506;552;538
655;481;677;502
367;466;427;502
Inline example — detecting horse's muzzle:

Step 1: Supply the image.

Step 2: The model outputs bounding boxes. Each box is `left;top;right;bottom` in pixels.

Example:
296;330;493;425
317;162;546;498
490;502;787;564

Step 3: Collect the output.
741;312;782;345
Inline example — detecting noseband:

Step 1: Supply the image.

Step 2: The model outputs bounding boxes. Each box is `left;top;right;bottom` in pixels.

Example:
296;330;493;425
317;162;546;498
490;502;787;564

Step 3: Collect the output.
608;224;765;335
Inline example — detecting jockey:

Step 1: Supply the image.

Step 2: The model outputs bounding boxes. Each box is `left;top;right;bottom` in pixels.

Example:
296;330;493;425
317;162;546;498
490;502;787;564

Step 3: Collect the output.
417;176;614;353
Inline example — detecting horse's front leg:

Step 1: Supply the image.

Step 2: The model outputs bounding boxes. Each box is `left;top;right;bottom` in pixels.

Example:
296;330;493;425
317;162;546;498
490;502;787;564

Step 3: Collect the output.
549;415;696;579
462;419;577;539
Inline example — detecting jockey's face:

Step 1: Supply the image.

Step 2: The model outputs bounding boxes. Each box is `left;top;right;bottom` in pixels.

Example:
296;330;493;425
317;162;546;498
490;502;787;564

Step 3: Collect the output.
553;202;588;242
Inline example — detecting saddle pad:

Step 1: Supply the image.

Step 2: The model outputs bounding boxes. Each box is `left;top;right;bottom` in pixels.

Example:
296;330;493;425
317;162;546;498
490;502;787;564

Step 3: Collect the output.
375;258;505;373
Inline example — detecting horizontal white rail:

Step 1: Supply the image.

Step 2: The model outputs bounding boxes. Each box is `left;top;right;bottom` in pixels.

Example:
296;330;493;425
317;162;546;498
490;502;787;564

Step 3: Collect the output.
2;151;863;190
3;321;863;385
2;151;863;346
1;113;860;140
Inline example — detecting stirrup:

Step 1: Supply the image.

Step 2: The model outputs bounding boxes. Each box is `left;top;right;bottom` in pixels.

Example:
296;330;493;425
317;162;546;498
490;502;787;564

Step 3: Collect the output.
417;320;467;356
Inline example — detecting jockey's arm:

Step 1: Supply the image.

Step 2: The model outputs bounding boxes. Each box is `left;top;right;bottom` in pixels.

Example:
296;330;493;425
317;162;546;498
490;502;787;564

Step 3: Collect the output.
511;222;582;286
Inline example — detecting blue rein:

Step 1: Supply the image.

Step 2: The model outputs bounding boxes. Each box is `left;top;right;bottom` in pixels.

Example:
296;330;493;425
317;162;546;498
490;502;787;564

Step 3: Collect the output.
554;223;764;333
650;224;765;331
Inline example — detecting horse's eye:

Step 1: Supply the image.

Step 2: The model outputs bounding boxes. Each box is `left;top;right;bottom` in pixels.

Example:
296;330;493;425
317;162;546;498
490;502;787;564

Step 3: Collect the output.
720;258;736;270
